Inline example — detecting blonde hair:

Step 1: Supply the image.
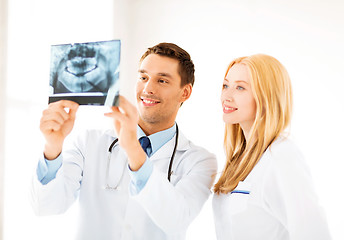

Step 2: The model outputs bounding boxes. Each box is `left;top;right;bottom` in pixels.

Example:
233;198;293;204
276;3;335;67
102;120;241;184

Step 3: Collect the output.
214;54;293;194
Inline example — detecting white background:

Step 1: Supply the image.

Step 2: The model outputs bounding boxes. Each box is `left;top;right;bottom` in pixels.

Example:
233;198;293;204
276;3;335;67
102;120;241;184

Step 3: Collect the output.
4;0;344;239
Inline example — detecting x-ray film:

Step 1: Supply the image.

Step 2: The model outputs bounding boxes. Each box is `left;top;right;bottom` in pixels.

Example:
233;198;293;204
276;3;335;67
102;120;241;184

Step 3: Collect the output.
49;40;120;106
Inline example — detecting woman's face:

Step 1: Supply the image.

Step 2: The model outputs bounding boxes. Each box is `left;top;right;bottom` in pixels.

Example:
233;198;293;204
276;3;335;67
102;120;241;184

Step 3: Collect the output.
221;63;257;136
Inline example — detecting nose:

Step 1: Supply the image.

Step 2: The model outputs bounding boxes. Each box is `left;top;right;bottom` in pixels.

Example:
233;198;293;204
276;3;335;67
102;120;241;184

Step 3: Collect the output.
221;88;233;102
225;97;233;102
143;79;155;94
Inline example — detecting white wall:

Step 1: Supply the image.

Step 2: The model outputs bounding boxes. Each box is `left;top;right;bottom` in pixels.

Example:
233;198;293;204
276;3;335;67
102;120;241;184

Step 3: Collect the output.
4;0;116;239
4;0;344;239
1;0;8;238
124;1;344;238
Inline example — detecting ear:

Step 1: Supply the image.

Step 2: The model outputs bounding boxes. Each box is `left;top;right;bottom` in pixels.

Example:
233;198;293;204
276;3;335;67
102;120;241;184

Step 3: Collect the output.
180;83;192;103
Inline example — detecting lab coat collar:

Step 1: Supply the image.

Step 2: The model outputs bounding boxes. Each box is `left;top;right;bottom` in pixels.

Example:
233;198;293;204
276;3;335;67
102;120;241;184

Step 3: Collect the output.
137;124;177;156
104;127;190;158
149;130;190;161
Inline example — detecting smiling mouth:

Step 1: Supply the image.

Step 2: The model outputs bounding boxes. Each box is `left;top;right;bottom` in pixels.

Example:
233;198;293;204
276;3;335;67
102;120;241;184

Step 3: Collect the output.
140;97;160;105
223;106;238;113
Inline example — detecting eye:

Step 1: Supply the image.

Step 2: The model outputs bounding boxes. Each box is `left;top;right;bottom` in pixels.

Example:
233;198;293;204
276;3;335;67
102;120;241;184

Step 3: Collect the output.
158;79;167;84
236;86;245;90
222;84;229;89
139;76;148;81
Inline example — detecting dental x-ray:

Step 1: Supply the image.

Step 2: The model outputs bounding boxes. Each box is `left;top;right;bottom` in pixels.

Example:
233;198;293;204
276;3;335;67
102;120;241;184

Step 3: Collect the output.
49;40;120;106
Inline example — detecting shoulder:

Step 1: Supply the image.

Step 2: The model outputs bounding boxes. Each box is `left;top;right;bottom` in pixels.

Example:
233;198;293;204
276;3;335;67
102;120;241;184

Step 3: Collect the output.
84;128;116;139
70;128;116;147
267;137;304;162
176;130;217;171
264;136;312;181
179;130;216;159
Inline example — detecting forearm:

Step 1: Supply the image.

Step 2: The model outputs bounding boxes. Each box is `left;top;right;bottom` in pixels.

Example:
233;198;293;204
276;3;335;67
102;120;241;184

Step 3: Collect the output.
125;139;147;171
31;167;72;215
31;146;84;216
36;154;62;185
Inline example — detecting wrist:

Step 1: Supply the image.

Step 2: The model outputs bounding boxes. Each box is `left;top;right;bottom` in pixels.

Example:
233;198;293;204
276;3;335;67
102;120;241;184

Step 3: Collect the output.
44;143;63;160
127;141;147;171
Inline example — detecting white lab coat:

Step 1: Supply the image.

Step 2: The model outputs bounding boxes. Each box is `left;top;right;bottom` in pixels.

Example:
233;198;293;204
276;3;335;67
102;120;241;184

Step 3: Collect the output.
212;137;331;240
31;129;217;240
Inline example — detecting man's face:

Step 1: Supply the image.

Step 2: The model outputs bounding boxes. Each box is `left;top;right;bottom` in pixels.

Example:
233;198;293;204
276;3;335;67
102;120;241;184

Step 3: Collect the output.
136;54;191;130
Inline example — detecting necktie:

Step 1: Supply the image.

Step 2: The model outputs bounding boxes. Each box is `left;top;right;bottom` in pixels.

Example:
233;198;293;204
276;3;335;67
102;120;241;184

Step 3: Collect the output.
139;136;151;155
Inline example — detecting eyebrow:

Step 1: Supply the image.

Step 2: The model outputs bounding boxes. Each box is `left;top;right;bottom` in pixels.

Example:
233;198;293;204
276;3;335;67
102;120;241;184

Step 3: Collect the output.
224;78;249;85
139;69;173;79
235;80;249;85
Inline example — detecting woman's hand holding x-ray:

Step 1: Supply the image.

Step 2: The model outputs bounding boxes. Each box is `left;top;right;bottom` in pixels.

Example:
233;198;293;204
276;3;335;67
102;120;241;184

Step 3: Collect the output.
40;100;79;160
104;96;146;171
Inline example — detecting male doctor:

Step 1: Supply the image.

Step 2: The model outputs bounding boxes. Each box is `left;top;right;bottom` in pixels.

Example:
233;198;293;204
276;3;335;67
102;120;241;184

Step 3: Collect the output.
31;42;217;240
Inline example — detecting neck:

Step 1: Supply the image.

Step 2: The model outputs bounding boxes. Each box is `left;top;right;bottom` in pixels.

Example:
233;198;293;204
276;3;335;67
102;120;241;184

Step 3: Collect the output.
138;119;175;136
243;130;257;150
240;121;254;141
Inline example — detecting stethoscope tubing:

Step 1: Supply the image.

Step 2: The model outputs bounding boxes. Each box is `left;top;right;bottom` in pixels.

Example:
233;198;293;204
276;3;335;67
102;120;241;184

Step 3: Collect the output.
108;124;179;182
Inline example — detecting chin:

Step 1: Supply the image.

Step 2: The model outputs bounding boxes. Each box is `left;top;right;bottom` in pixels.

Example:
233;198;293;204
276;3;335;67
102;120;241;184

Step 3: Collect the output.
139;113;158;124
223;116;233;124
223;119;239;125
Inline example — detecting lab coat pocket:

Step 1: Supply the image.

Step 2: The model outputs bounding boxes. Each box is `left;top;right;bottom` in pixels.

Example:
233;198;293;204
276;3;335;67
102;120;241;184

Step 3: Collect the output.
227;181;251;216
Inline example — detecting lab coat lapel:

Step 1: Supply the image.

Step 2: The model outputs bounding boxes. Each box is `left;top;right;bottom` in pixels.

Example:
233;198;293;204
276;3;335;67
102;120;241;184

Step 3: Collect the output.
150;131;190;161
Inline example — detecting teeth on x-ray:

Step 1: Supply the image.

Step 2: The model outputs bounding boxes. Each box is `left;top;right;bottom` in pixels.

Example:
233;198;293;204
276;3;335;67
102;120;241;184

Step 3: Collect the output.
49;40;121;106
66;44;98;77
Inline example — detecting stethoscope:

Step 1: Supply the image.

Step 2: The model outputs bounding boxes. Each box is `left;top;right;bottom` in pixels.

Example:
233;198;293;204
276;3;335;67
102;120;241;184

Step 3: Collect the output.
104;124;179;190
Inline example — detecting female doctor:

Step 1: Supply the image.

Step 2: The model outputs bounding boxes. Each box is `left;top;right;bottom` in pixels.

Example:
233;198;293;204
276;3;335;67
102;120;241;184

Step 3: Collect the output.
212;54;331;240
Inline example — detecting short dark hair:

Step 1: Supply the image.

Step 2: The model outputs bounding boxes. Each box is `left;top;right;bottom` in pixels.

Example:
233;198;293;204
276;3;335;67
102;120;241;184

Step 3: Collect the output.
140;43;195;87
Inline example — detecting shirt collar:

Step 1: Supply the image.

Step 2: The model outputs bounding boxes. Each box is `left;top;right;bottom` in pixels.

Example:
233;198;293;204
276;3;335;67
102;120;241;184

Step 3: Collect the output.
137;123;176;156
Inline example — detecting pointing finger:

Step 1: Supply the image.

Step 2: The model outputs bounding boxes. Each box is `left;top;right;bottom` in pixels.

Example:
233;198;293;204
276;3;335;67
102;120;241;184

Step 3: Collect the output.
117;96;138;118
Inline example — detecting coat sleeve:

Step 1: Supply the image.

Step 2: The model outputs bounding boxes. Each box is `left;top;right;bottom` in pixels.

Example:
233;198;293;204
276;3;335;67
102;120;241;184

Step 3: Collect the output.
262;140;332;240
130;147;217;235
30;133;85;216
